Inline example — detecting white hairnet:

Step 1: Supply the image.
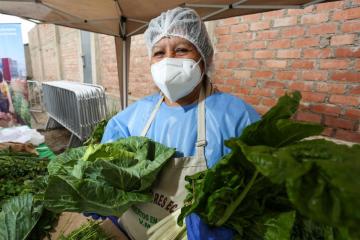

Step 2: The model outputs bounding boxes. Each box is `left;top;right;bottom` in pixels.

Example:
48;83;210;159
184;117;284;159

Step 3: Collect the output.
144;7;214;71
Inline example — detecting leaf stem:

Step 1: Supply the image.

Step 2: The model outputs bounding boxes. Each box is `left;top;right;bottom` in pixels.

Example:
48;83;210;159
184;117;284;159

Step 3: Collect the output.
215;171;259;227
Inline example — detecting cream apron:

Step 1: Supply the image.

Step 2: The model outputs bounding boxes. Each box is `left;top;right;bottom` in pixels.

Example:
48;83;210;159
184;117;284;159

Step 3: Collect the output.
119;83;211;240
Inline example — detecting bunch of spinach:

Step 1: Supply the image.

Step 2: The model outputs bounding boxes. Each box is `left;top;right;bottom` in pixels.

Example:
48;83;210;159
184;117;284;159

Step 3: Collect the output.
179;91;360;239
44;136;175;217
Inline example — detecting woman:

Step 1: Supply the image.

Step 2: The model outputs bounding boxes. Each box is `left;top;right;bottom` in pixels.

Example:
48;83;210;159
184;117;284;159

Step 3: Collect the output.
101;7;260;240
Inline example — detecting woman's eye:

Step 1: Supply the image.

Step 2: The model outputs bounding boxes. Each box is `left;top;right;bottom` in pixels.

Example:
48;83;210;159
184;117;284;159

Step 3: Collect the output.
175;48;189;53
153;51;164;57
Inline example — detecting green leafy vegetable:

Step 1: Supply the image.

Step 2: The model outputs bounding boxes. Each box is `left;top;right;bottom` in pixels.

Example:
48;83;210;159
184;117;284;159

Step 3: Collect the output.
0;149;49;205
179;91;359;239
0;194;42;240
44;136;175;217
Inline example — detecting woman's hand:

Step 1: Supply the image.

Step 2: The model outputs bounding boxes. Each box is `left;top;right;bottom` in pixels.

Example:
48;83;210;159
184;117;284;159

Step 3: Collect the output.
185;213;235;240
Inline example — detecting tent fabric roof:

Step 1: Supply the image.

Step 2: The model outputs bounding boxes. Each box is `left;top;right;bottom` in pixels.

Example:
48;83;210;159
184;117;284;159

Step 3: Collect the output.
0;0;335;37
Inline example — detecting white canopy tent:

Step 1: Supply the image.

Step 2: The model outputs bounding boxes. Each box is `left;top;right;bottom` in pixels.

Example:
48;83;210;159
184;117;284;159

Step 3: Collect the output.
0;0;335;109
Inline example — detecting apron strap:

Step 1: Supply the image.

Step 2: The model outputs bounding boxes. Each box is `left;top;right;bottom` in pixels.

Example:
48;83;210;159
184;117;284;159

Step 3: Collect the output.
140;94;164;137
195;83;206;160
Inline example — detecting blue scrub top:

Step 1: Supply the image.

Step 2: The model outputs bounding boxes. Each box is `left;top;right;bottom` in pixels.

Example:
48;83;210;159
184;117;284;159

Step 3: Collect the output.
102;92;260;168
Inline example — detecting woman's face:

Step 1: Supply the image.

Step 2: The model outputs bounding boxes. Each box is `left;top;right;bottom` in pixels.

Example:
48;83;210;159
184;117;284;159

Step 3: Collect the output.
150;36;204;73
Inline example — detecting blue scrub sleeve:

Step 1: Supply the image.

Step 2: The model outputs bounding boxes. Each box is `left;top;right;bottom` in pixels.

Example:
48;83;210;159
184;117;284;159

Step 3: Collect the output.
186;213;235;240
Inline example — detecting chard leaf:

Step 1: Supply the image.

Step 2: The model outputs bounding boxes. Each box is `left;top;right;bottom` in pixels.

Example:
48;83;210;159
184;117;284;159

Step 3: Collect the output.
44;176;151;217
239;139;360;237
0;194;42;240
44;136;175;217
264;211;296;240
238;91;323;147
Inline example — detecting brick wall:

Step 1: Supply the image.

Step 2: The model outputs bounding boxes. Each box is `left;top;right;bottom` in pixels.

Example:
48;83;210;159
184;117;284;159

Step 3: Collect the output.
212;0;360;142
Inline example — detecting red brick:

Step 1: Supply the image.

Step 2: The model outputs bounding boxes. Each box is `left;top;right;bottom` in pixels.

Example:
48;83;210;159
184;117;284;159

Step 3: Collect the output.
331;72;360;82
356;59;360;69
329;95;359;106
350;86;360;95
242;60;261;68
220;17;239;26
265;81;286;88
227;79;242;86
301;13;328;24
316;1;344;11
216;44;229;51
293;37;319;48
316;83;346;94
335;47;360;58
227;60;241;68
341;21;360;33
296;112;322;123
234;70;251;79
302;92;326;103
302;71;328;81
282;27;305;38
215;26;230;35
287;5;313;15
234;86;250;95
262;97;277;107
253;71;273;79
303;49;332;58
268;39;291;49
255;106;268;115
256;30;279;40
250;21;271;31
310;104;341;116
214;60;226;69
254;50;274;59
308;23;337;35
322;127;334;137
262;9;285;19
242;95;261;105
291;60;315;69
216;69;234;78
333;7;360;21
274;17;298;27
345;108;360;120
247;41;266;49
330;34;356;46
217;35;232;44
277;49;301;59
289;82;313;91
228;42;246;51
274;88;287;96
216;84;233;93
320;60;349;69
233;32;253;41
241;13;261;22
324;116;354;130
277;71;297;80
264;60;287;68
252;88;272;97
235;51;253;59
335;130;360;143
244;79;257;87
216;52;234;60
231;24;249;33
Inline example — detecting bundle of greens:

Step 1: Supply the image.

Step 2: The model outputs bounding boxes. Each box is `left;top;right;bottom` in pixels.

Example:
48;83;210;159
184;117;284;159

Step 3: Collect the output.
59;221;112;240
0;194;49;240
178;91;360;239
44;136;175;217
0;149;49;205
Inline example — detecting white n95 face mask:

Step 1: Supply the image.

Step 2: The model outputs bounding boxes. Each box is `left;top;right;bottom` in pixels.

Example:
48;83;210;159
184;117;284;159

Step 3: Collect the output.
151;58;203;102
